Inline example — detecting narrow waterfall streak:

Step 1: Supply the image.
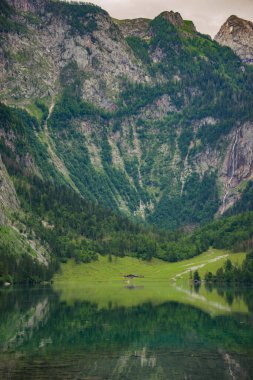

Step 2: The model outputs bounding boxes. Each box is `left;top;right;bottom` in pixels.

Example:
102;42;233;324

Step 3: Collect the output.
222;128;240;213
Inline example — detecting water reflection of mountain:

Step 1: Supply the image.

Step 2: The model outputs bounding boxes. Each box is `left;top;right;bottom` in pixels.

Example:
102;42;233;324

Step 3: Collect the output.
0;287;253;379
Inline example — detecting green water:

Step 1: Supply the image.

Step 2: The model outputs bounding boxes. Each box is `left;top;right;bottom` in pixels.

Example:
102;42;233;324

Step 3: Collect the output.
0;284;253;379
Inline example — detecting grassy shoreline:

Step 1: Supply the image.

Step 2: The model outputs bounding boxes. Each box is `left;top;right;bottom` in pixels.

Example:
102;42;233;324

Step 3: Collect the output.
54;248;246;283
53;249;248;315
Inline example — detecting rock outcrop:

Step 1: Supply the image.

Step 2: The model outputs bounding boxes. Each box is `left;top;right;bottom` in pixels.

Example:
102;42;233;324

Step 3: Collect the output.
6;0;46;13
215;15;253;63
115;18;150;38
159;11;184;28
1;1;148;107
220;122;253;213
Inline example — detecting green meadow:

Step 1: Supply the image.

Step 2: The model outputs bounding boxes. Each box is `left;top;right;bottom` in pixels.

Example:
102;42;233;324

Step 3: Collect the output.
53;249;247;315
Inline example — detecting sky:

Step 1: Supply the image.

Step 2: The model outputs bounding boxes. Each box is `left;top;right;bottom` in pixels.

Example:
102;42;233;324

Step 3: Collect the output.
70;0;253;37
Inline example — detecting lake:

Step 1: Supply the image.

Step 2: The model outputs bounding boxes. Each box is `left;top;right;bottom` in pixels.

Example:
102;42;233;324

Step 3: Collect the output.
0;283;253;379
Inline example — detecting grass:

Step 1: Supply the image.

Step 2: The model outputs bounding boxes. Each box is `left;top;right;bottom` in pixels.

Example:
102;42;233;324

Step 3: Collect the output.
53;249;247;315
0;226;34;257
26;103;44;122
54;248;246;283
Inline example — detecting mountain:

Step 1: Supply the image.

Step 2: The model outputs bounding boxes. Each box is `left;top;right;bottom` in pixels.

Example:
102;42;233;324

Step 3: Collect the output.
215;15;253;63
1;0;253;227
0;0;253;282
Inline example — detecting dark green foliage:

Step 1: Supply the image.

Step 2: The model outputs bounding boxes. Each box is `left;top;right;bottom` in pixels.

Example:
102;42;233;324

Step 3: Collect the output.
197;120;233;147
182;20;196;34
35;100;49;124
45;1;107;35
47;63;147;211
13;176;164;262
0;0;27;34
126;36;150;64
7;289;253;380
144;14;253;143
0;0;13;16
192;212;253;253
205;251;253;284
50;62;110;130
193;270;201;282
149;172;219;229
101;135;113;165
225;181;253;216
156;211;253;262
2;289;253;359
116;80;165;116
0;103;61;180
12;169;245;267
204;271;213;283
0;227;58;284
150;15;182;58
0;15;27;33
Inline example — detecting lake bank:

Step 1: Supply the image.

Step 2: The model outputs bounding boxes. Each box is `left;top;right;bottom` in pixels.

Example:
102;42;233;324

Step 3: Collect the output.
53;249;247;315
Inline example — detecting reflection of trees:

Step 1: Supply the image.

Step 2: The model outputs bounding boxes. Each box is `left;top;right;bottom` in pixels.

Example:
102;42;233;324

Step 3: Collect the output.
204;283;253;312
194;282;201;293
0;288;253;379
2;297;251;354
0;287;52;351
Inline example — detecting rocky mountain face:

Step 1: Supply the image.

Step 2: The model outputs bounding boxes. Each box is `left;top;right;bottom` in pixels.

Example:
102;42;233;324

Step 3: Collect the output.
115;18;151;38
215;15;253;63
7;0;46;13
1;0;253;231
159;11;184;28
116;11;196;39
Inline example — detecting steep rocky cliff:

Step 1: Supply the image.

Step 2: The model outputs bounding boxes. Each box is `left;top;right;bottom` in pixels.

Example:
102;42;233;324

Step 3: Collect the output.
6;0;46;13
215;15;253;63
1;0;253;230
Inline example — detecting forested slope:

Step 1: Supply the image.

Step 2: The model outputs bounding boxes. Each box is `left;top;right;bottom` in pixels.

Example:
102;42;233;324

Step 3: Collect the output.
0;0;253;283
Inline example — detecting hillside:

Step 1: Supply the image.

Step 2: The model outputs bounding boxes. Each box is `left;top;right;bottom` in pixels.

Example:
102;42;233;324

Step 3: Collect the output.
1;0;253;227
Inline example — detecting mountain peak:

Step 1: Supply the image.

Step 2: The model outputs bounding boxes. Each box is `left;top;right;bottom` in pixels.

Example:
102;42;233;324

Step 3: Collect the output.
215;15;253;63
227;15;253;26
159;11;184;28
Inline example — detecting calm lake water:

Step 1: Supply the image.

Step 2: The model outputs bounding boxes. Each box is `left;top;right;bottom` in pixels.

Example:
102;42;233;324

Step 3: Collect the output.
0;284;253;380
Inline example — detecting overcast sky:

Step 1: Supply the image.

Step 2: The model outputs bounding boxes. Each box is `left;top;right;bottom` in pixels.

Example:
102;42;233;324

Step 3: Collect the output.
70;0;253;37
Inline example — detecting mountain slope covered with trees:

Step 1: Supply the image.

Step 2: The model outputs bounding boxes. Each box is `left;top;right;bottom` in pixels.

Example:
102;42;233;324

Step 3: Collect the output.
0;0;253;282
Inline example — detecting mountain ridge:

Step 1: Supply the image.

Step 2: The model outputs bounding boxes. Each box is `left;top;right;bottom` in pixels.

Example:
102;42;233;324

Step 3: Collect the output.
215;15;253;63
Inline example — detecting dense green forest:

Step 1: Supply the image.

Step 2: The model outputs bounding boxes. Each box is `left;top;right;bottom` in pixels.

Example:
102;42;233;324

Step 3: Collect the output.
1;168;253;284
0;99;253;283
225;181;253;216
204;251;253;284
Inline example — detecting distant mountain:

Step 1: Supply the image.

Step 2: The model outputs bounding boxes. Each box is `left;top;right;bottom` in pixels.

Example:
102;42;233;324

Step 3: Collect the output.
215;15;253;63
